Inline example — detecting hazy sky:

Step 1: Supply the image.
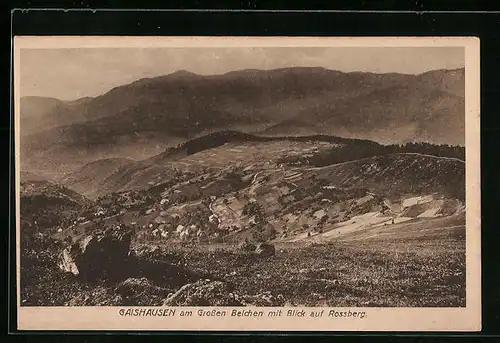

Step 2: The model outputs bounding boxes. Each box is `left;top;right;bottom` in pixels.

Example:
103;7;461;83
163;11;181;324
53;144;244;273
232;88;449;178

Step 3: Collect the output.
20;47;464;101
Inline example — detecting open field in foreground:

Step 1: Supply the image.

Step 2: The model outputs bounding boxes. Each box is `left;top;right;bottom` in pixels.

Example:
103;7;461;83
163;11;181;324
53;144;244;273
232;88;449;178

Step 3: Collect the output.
21;216;465;307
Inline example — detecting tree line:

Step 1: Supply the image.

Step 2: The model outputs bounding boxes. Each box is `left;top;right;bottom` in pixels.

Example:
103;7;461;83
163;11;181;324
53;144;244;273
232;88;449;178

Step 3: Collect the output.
279;141;465;167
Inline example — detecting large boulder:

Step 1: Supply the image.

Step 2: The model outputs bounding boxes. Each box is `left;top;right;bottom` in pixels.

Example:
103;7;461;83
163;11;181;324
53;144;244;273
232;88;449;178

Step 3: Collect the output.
57;225;134;280
114;277;170;305
115;277;152;298
162;279;284;307
163;279;243;306
64;286;123;306
239;291;286;306
254;243;275;257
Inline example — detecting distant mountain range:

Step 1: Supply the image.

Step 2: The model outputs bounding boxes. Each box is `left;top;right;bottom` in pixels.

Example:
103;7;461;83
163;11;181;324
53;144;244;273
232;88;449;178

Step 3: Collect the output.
20;67;465;175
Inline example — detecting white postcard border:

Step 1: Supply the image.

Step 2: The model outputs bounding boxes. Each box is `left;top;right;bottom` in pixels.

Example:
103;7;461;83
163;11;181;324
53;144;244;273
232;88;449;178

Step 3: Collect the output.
14;36;481;332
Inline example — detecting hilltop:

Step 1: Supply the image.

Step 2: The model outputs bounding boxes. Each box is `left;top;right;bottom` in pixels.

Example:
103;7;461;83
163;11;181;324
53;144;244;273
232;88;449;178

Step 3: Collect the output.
20;67;464;176
58;132;380;198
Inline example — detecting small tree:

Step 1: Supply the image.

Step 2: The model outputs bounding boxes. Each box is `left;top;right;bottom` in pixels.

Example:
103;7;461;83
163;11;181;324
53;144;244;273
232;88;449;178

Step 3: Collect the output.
319;215;329;226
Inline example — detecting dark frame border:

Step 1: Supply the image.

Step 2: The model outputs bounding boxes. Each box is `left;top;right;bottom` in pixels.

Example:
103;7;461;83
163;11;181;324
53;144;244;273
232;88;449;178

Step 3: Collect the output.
7;8;500;338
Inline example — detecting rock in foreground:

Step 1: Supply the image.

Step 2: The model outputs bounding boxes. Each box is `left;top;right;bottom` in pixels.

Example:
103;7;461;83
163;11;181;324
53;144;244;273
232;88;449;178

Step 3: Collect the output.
254;243;275;257
114;277;171;305
57;226;133;280
163;279;243;306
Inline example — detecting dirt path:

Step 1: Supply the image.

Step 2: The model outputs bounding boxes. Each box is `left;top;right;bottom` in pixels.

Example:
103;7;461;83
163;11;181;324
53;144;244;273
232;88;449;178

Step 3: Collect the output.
401;152;465;163
287;152;464;174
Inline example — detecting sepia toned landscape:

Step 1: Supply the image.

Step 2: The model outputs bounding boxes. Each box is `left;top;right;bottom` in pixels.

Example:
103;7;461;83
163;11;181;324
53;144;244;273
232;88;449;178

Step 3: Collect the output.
19;46;466;308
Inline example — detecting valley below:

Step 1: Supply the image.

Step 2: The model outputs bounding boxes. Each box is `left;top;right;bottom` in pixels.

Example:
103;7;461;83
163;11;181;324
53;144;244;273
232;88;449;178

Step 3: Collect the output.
19;132;466;307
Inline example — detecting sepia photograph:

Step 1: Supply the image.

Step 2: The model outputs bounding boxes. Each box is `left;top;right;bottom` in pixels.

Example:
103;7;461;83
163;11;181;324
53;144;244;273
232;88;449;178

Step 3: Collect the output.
14;36;481;331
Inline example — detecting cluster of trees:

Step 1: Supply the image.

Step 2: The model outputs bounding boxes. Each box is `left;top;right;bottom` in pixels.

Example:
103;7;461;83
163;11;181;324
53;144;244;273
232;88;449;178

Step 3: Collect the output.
251;226;277;243
224;169;244;183
186;207;211;228
160;130;382;159
242;201;267;228
383;142;465;160
242;202;264;216
279;141;465;167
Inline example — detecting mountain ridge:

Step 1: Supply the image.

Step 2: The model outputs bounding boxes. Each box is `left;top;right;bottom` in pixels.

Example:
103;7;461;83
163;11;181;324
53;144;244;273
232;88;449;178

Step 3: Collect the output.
20;66;465;175
55;130;464;200
20;66;465;104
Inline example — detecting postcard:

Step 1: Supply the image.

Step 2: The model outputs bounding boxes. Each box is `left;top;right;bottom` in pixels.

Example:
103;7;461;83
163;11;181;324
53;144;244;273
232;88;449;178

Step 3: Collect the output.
14;36;481;331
